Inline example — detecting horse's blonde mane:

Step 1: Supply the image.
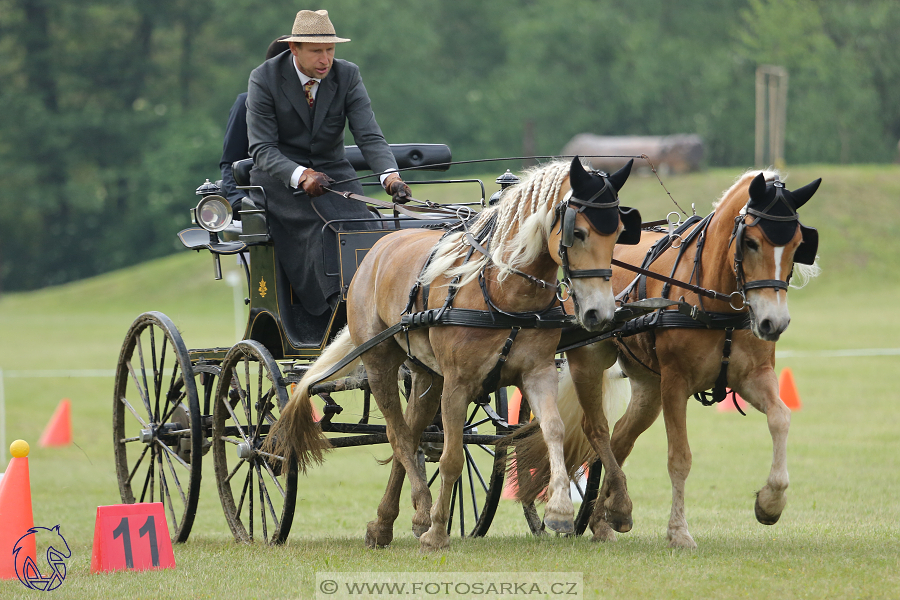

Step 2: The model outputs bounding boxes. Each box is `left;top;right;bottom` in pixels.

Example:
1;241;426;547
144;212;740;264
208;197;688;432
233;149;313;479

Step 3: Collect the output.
419;160;572;287
711;168;782;210
712;168;821;287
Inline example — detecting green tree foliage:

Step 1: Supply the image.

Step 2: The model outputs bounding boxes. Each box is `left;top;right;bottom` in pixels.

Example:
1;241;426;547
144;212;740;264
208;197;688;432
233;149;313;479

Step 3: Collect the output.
0;0;897;292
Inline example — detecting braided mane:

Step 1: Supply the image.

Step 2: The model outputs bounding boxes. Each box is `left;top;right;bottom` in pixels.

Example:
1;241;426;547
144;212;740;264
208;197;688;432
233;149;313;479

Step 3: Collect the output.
419;160;572;287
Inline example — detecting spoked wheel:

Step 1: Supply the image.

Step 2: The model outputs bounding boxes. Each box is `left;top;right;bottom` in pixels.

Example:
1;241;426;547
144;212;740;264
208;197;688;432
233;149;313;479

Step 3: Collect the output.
113;311;203;543
423;388;509;538
212;340;298;544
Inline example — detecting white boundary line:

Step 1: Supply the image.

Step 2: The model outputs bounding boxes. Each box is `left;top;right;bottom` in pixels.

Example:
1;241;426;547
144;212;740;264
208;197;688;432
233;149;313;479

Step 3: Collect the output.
776;348;900;358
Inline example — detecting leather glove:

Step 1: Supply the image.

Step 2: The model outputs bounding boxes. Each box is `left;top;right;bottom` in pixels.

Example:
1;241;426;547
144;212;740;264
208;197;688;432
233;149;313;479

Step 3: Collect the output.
386;178;412;204
298;169;334;197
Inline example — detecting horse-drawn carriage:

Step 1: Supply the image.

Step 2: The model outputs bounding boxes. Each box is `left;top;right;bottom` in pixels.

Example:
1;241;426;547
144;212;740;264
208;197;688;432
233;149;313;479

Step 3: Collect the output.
112;144;822;550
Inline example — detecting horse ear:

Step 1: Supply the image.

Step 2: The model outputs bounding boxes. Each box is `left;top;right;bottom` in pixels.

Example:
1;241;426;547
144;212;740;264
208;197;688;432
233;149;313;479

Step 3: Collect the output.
608;159;634;192
569;156;591;191
790;178;822;209
748;172;767;203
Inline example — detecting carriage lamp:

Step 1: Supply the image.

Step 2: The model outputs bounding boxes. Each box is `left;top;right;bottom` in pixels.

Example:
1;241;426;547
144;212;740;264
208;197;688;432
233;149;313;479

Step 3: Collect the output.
192;193;234;233
488;169;520;206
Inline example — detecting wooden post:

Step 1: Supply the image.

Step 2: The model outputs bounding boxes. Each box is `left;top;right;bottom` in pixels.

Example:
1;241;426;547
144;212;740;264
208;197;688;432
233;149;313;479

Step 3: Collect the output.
755;65;788;168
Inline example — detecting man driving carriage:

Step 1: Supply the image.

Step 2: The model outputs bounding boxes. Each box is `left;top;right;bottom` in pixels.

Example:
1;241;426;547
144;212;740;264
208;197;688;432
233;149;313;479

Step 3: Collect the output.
247;9;412;316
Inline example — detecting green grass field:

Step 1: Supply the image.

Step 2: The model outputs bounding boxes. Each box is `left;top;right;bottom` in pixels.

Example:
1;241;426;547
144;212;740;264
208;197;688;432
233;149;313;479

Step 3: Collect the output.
1;164;898;599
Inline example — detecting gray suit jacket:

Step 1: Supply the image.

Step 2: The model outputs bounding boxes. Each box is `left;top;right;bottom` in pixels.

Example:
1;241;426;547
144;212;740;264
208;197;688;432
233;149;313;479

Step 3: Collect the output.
247;52;397;186
246;51;397;315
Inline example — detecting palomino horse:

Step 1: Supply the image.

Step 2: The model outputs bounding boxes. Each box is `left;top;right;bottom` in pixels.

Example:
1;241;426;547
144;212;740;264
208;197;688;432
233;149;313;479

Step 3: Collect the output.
268;157;639;550
512;171;821;548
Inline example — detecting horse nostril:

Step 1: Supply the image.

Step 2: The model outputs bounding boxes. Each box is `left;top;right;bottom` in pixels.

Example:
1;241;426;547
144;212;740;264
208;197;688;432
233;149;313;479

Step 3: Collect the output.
584;309;599;324
759;319;772;334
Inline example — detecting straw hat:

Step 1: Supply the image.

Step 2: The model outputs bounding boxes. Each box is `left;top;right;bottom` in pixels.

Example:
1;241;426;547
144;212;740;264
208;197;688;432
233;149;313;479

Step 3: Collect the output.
283;10;350;44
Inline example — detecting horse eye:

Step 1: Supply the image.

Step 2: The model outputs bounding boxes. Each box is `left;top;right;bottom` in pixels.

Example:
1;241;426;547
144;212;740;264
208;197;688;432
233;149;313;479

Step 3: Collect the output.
574;229;587;241
745;238;760;252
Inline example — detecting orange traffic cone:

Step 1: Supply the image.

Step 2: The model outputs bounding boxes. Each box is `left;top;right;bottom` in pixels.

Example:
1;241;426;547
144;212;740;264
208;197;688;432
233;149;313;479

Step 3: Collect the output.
717;389;748;412
39;399;72;447
502;389;523;500
507;388;522;426
0;440;36;580
779;368;802;410
501;467;518;500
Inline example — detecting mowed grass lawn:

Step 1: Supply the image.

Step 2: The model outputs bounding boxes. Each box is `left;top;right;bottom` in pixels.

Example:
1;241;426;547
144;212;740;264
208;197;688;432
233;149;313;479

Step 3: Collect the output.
1;164;898;599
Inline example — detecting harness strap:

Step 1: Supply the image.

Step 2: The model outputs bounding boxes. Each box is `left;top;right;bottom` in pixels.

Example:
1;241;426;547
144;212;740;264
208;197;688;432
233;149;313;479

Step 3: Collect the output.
693;327;744;414
305;306;575;394
480;327;521;400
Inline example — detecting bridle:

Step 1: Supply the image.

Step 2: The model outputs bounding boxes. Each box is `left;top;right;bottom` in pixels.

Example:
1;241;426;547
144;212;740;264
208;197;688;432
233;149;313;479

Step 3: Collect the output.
729;181;798;297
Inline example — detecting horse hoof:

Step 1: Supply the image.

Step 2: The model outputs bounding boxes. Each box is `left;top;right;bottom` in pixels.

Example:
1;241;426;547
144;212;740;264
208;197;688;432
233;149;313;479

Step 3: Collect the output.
419;529;450;552
365;521;392;548
412;522;429;539
544;515;575;535
608;513;633;534
590;522;617;543
667;530;697;549
754;497;782;525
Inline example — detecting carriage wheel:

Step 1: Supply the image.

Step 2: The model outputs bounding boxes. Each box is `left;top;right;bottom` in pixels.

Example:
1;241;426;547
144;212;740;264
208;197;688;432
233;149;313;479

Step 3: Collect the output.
113;311;203;543
212;340;298;544
423;388;508;538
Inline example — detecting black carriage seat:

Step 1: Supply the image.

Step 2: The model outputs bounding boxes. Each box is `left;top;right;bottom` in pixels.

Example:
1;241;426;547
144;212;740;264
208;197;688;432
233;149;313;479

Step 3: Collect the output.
243;144;452;351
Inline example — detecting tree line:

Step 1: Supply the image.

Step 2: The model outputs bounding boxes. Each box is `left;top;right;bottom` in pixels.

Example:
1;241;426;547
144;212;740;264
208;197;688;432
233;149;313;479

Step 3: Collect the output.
1;0;897;292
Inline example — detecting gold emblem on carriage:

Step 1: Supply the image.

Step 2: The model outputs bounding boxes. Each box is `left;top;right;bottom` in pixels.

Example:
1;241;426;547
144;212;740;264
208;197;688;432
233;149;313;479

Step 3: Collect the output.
258;277;268;298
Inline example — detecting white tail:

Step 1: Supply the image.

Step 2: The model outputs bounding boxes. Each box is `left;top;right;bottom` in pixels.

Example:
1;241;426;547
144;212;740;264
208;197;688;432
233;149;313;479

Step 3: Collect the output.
507;362;631;503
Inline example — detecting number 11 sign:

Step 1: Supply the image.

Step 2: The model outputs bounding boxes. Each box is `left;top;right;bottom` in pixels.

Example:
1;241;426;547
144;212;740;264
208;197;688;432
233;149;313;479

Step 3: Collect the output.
91;504;176;573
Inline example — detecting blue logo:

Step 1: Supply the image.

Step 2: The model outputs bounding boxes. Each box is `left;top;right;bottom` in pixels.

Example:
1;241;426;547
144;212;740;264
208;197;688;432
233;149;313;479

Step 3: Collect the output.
13;525;71;591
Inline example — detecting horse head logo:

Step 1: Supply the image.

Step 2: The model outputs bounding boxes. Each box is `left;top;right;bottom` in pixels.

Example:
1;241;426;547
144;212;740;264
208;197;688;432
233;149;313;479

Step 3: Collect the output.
13;525;71;591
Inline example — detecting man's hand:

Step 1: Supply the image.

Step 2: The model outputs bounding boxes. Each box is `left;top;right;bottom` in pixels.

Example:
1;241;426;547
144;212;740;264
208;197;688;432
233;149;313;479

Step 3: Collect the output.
384;174;412;204
298;169;334;197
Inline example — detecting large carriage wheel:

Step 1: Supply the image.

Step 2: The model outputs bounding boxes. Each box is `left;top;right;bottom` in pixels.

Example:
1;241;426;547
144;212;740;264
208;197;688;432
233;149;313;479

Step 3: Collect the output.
113;311;203;543
518;396;602;537
423;388;508;538
212;340;298;544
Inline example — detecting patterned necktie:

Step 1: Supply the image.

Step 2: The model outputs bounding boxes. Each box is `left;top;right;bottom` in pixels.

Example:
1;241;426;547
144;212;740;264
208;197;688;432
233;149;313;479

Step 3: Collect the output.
303;79;316;108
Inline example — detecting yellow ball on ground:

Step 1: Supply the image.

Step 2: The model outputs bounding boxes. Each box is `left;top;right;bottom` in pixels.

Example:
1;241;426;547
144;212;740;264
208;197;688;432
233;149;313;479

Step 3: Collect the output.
10;439;30;458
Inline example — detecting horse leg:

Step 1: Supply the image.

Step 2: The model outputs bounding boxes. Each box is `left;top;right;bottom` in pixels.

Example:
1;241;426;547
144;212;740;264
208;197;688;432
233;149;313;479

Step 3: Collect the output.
738;370;791;525
591;372;662;541
363;353;433;549
657;376;696;549
525;365;575;534
404;368;444;536
419;384;469;551
567;342;633;536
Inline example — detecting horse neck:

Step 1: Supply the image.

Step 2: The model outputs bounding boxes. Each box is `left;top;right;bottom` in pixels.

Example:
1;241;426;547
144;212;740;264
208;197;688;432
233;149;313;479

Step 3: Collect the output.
699;186;747;297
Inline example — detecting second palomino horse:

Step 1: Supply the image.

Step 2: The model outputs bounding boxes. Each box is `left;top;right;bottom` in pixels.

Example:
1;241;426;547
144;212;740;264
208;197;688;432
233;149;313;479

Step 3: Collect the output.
512;170;821;548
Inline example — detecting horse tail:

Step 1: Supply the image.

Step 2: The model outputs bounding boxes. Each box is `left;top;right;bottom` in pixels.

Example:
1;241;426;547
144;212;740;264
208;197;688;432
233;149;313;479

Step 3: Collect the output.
505;364;630;504
265;326;359;473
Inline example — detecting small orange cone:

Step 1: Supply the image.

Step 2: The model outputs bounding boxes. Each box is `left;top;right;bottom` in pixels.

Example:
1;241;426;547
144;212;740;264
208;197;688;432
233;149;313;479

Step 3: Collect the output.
501;467;518;500
717;389;748;412
507;388;522;426
502;389;523;500
0;440;36;580
779;368;802;410
39;399;72;447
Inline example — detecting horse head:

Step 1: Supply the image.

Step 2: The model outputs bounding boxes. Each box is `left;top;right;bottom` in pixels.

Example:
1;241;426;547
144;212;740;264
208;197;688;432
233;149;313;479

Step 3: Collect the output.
734;172;821;341
554;157;641;331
